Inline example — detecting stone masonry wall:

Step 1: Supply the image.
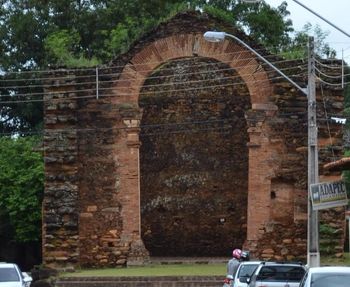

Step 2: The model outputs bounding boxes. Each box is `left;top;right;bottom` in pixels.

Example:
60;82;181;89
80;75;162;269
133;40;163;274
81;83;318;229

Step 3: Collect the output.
43;72;79;267
248;62;345;261
42;11;346;267
139;57;250;256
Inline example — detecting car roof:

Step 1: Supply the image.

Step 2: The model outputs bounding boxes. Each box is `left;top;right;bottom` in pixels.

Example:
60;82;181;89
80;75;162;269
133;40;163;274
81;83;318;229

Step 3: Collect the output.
0;263;16;268
261;262;304;266
240;261;262;265
309;266;350;273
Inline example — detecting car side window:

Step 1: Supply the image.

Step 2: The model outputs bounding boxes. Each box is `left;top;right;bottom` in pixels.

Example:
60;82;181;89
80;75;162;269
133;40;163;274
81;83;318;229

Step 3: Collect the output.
0;267;20;282
256;265;305;282
285;267;306;281
257;267;278;281
238;265;258;278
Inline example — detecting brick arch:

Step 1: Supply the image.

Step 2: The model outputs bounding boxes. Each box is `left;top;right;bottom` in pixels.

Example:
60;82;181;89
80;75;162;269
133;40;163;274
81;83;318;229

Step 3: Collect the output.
114;33;277;258
113;34;273;106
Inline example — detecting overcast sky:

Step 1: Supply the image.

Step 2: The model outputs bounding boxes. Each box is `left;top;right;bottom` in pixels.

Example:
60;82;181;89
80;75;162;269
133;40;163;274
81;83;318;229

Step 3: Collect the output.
264;0;350;58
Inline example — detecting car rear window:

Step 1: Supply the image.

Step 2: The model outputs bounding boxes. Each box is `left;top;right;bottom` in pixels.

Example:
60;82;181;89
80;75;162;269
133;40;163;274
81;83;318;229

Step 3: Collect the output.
311;273;350;287
0;267;20;282
238;264;259;278
257;265;305;282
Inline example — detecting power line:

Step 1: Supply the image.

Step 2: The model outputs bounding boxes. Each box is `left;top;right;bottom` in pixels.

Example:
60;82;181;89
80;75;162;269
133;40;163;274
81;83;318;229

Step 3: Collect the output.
1;109;346;137
314;66;345;79
0;47;308;76
0;62;308;90
0;56;307;86
316;77;344;87
314;58;343;70
320;83;336;161
0;72;307;104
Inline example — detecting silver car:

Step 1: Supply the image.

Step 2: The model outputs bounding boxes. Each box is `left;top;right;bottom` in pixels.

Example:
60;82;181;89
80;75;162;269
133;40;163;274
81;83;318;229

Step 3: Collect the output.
247;262;306;287
233;261;262;287
299;266;350;287
0;263;32;287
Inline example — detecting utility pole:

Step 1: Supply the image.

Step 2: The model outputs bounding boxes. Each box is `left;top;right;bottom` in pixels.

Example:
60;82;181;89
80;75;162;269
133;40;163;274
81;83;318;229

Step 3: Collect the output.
307;36;320;267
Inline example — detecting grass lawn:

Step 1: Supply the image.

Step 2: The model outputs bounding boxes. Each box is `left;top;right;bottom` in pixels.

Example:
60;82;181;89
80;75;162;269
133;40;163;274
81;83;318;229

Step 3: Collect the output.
321;253;350;266
61;263;226;277
61;254;350;277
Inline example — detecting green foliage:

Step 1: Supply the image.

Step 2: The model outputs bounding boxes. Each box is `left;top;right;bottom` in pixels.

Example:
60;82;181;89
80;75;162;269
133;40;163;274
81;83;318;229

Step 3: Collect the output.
44;30;99;67
281;23;337;59
320;223;338;238
343;65;350;110
0;3;337;135
200;1;294;52
342;150;350;198
0;0;306;134
319;223;340;255
0;136;44;242
233;1;293;52
104;2;186;59
203;6;233;24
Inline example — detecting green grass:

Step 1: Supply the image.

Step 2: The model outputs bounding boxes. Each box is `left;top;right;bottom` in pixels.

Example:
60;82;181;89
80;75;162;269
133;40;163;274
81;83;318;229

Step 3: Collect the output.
61;263;226;277
61;254;350;278
321;253;350;266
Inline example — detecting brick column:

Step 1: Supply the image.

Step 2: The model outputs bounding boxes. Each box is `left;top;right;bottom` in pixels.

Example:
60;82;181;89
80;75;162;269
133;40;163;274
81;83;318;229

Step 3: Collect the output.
118;108;149;265
42;72;79;268
245;103;278;254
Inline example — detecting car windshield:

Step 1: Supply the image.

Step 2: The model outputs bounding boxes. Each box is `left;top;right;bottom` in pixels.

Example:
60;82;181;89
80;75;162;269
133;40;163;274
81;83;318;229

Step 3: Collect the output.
0;267;20;282
311;273;350;287
238;264;259;278
257;265;305;282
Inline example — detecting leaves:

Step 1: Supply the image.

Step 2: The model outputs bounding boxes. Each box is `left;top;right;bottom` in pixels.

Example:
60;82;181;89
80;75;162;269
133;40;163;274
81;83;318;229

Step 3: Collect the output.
0;136;44;242
44;29;99;67
281;23;337;59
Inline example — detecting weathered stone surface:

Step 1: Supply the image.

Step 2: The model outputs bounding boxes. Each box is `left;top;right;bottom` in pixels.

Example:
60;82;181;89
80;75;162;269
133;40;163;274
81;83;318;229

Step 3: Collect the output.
42;11;345;268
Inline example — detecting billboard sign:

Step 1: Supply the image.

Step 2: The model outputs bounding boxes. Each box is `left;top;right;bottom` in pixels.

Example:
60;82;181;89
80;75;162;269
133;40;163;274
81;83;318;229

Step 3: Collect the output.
310;181;348;210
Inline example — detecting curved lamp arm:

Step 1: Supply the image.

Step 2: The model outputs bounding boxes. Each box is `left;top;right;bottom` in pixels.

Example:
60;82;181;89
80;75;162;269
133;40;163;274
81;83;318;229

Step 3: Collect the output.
203;31;308;95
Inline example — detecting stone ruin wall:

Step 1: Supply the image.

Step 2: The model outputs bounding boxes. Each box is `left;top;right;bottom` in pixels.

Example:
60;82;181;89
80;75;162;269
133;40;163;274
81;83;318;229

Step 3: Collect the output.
139;57;251;256
42;11;346;268
252;67;346;261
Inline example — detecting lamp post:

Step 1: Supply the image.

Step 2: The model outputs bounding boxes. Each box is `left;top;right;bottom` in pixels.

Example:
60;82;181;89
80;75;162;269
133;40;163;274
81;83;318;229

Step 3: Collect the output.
203;31;319;267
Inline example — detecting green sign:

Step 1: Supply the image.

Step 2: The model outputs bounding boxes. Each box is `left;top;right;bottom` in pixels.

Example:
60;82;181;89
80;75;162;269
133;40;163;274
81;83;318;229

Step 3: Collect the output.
310;181;348;210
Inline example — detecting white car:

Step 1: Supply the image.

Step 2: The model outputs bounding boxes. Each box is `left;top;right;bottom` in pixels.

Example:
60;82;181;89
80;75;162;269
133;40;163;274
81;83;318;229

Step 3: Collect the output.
233;261;262;287
0;263;32;287
299;266;350;287
247;261;306;287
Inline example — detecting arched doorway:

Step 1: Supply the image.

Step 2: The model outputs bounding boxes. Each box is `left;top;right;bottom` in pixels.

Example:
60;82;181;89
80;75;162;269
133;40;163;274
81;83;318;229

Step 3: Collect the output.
139;57;251;256
112;33;275;259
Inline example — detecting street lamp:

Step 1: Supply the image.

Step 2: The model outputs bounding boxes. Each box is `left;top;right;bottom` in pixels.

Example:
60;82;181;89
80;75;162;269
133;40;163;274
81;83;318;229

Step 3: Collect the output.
203;32;307;95
203;31;319;267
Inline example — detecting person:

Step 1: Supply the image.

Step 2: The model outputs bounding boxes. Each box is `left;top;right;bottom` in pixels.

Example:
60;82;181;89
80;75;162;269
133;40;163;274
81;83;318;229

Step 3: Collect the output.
240;250;250;261
227;248;242;278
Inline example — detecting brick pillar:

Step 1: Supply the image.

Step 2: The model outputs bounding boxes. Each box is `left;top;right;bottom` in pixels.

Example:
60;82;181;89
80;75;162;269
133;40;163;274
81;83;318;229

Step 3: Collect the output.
42;72;79;268
118;108;149;265
244;103;277;255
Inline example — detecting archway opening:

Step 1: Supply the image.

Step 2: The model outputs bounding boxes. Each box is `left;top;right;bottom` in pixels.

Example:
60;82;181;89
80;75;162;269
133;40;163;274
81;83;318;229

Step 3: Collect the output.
139;57;251;256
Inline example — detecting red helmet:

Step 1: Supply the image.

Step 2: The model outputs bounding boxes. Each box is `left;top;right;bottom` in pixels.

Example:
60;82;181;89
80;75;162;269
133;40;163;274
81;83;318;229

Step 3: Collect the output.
232;248;242;259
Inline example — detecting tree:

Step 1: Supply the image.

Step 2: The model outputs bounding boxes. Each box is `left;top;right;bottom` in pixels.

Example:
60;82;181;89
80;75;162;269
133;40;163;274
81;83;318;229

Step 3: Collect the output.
0;0;337;138
0;1;187;133
281;23;337;59
231;0;294;51
189;0;293;51
0;136;44;242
